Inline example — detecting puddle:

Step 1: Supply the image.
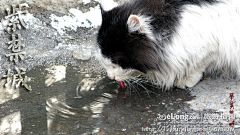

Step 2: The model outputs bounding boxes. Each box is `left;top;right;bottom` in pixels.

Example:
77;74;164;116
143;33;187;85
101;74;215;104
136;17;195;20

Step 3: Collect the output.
0;63;194;134
0;63;239;134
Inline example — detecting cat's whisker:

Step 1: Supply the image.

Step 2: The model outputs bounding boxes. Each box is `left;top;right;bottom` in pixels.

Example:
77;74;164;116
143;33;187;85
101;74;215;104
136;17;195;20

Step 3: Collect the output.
134;81;152;99
125;80;142;99
125;80;132;97
138;79;159;90
130;77;159;95
127;78;153;99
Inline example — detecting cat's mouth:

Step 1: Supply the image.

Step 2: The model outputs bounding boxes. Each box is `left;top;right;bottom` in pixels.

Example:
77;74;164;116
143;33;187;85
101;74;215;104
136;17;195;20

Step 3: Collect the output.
117;81;126;89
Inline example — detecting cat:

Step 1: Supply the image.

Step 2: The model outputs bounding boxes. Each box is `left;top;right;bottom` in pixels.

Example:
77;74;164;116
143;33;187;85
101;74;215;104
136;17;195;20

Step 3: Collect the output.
95;0;240;89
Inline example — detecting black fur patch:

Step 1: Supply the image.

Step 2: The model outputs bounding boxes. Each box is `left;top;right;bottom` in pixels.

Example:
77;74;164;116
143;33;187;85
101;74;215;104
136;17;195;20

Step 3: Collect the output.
97;0;218;73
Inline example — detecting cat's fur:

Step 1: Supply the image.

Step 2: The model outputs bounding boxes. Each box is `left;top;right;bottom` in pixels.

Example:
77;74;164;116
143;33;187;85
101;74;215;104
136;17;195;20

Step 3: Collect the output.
95;0;240;89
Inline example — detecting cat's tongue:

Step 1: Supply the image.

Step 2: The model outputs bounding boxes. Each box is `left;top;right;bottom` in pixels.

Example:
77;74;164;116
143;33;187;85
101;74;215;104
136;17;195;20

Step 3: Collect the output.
117;81;126;89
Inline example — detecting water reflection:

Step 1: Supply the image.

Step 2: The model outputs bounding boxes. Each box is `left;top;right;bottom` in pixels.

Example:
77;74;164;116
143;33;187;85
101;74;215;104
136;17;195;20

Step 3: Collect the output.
0;79;20;104
0;111;21;134
0;78;21;134
0;64;198;134
45;65;66;86
45;64;117;134
46;92;113;134
90;96;111;114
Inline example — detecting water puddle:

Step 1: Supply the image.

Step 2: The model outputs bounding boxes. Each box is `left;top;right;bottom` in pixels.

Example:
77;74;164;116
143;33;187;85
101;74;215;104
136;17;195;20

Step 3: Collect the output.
2;63;237;134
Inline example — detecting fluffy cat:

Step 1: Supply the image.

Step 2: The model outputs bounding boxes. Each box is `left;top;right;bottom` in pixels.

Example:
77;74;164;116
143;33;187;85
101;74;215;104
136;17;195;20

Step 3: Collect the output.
95;0;240;89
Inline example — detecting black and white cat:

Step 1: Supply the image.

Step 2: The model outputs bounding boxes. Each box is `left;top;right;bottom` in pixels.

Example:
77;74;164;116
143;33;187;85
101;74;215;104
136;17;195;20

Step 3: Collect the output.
95;0;240;89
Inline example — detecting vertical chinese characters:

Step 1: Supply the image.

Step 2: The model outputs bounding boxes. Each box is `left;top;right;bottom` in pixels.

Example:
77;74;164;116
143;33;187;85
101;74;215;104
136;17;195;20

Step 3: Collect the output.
6;34;26;63
3;67;32;91
3;4;28;32
2;3;31;91
229;93;234;127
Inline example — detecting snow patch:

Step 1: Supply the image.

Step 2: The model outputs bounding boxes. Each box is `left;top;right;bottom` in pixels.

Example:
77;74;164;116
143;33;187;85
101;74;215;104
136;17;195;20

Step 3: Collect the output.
0;23;4;34
50;0;118;35
97;0;118;11
50;6;102;35
82;0;91;4
20;13;41;26
20;3;30;8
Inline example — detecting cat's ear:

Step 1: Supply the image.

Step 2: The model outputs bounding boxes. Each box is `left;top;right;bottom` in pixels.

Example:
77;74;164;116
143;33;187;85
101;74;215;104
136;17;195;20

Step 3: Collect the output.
127;15;155;40
127;15;153;35
127;15;142;33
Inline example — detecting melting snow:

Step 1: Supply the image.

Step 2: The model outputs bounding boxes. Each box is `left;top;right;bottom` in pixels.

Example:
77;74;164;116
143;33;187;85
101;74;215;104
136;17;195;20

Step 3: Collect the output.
50;0;118;35
50;6;102;35
82;0;91;4
0;23;4;34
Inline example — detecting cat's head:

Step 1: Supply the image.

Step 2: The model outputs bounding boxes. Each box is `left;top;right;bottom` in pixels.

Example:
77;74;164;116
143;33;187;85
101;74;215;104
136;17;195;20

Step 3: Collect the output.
96;3;159;81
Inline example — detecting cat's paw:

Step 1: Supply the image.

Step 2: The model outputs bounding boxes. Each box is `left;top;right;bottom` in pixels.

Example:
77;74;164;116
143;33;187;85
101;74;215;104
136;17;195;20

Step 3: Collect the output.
176;79;187;89
185;71;203;88
185;77;199;88
176;71;203;89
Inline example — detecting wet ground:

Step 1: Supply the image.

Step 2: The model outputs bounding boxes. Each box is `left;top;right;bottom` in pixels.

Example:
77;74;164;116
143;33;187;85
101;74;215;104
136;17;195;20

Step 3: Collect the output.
0;0;240;134
0;63;191;134
0;63;239;134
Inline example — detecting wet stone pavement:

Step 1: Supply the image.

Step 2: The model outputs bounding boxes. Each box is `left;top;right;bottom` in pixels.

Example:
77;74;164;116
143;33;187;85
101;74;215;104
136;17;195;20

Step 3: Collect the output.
0;64;208;134
0;0;240;134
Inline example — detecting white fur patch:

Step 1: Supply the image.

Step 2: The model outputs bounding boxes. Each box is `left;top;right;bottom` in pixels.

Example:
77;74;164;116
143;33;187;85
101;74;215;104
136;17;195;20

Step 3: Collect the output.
96;0;240;89
94;48;141;81
145;0;240;89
